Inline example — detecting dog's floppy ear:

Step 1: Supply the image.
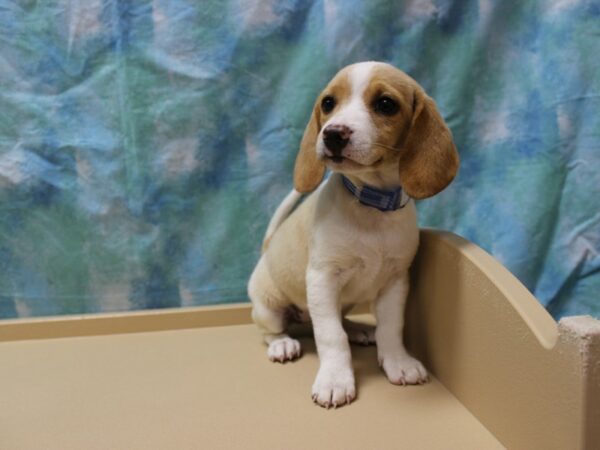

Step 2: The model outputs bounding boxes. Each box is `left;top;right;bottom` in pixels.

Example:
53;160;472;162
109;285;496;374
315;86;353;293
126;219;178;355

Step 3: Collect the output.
293;106;325;193
399;89;459;199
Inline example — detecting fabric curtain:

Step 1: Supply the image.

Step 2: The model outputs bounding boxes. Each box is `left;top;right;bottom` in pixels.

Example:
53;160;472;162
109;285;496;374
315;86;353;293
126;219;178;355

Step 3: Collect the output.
0;0;598;319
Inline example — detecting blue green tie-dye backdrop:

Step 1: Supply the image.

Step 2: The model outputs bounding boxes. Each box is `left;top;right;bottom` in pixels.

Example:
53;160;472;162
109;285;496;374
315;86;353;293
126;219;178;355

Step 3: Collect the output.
0;0;598;319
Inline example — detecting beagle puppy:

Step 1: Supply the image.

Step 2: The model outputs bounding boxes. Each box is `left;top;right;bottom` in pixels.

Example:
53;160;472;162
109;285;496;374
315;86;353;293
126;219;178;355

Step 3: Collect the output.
248;61;459;408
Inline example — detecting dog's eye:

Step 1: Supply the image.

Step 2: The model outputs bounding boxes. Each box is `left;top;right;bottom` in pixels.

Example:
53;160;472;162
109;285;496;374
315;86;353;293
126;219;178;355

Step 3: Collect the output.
373;96;399;116
321;96;336;114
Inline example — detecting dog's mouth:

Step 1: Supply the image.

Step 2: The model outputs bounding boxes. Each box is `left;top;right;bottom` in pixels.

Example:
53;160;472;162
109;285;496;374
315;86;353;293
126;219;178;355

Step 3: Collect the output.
324;155;383;168
326;155;346;164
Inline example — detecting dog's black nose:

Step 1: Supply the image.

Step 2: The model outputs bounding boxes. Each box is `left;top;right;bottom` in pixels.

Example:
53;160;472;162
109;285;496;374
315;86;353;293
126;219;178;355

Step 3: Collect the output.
323;125;352;154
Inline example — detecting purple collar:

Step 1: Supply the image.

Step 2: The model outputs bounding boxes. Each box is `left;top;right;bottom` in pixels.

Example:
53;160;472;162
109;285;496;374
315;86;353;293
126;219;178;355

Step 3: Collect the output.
341;176;409;212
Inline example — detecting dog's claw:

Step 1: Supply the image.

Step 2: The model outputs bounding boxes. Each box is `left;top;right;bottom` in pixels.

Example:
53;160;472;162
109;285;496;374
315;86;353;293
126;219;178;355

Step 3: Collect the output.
267;337;302;363
380;354;429;385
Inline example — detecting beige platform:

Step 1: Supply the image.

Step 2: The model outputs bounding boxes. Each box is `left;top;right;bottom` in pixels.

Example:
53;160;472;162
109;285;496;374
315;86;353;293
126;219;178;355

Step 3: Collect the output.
1;230;598;450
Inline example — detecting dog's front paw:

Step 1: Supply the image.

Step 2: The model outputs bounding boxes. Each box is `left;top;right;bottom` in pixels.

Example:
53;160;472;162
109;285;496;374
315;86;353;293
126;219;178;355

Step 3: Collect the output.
311;366;356;408
379;353;429;385
267;336;302;363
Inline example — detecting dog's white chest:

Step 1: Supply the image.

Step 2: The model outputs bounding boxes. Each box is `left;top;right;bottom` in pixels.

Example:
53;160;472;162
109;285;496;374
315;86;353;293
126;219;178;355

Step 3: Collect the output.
342;234;417;305
319;202;419;306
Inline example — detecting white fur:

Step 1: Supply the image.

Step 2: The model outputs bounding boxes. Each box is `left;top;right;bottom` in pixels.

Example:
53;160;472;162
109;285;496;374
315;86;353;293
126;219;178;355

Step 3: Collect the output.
248;62;429;409
317;63;378;166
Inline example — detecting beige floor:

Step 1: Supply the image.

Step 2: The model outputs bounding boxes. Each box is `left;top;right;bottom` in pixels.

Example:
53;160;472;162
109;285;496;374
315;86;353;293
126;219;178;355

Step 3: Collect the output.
3;228;598;449
0;323;504;450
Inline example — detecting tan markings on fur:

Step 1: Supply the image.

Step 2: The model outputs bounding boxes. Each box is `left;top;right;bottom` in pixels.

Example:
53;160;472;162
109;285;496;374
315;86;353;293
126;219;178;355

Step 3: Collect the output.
323;67;353;113
399;89;459;199
293;111;323;193
293;70;352;193
362;64;458;199
362;65;415;163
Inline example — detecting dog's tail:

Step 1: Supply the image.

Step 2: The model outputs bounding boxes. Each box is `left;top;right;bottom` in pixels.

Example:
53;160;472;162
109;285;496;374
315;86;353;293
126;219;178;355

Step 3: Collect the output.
262;189;303;253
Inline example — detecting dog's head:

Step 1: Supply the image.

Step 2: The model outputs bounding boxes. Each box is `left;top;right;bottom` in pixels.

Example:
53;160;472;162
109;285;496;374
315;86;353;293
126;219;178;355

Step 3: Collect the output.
293;62;459;199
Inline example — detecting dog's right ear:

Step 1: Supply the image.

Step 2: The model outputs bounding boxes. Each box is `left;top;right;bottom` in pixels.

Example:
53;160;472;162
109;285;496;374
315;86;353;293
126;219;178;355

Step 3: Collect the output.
293;105;325;193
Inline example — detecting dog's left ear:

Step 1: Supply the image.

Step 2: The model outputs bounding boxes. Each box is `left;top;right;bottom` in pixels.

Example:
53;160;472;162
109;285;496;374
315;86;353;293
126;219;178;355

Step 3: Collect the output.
293;105;325;193
399;89;459;199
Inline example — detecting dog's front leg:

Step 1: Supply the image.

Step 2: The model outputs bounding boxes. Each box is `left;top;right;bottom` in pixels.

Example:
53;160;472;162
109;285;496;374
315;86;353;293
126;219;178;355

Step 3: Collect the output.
374;272;429;385
306;266;355;408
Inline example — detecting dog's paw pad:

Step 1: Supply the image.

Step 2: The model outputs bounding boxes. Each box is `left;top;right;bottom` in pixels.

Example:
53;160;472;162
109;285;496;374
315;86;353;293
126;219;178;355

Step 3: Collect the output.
379;354;429;385
267;337;302;363
311;368;356;408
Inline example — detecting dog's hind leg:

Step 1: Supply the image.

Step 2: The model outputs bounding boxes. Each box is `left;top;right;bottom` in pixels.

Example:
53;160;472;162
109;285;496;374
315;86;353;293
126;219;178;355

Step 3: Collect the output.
343;319;376;346
248;258;302;363
251;301;302;363
340;305;376;346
